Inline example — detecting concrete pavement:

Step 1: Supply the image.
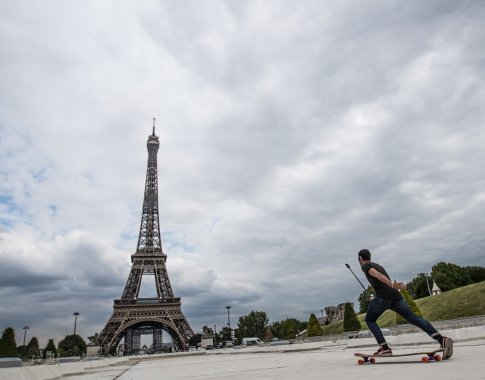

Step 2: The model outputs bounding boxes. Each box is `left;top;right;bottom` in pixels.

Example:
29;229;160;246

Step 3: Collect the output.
1;325;484;380
62;339;485;380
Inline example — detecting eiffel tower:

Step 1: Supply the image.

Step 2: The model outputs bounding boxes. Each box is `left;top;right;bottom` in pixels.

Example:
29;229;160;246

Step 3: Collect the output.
98;121;193;355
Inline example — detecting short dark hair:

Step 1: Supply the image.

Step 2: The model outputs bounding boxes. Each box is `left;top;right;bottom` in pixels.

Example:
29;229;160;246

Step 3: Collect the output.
358;249;371;261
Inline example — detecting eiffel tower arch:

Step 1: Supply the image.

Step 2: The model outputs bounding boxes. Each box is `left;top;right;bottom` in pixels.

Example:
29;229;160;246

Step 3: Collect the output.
98;121;194;355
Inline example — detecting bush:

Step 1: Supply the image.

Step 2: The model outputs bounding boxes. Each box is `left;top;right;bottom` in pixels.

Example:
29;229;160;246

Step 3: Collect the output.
343;303;361;332
58;335;87;357
307;313;323;337
43;339;58;359
396;289;423;324
17;345;27;359
0;327;18;357
270;318;306;340
25;337;41;359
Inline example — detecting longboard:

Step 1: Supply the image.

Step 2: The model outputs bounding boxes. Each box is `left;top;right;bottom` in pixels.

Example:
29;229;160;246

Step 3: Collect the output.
354;349;444;364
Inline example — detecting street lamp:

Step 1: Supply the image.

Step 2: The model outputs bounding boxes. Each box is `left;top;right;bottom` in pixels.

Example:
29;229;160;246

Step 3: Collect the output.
22;326;30;346
226;306;231;329
421;273;432;296
73;312;80;335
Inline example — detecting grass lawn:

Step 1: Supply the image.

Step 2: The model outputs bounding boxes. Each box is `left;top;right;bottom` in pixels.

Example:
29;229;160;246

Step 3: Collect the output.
320;281;485;336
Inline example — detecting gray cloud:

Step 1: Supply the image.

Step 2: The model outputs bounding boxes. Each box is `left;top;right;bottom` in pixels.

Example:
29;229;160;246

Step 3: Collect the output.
1;0;485;347
0;264;59;290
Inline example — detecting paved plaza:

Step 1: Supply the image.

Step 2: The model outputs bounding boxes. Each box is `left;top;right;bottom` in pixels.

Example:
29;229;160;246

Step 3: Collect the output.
47;339;485;380
2;326;484;380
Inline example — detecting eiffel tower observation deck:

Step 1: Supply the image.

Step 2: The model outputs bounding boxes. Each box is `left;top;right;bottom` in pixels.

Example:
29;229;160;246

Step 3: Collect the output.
98;121;193;355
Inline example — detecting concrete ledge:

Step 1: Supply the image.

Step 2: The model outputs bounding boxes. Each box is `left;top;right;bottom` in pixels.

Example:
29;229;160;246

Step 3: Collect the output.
0;358;22;368
221;340;345;354
346;325;485;348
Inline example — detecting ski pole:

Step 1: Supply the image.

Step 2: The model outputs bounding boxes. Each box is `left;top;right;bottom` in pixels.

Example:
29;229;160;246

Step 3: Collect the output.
345;263;367;291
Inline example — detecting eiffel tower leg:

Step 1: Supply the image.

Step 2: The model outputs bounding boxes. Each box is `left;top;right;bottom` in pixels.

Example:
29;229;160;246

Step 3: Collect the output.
99;302;194;355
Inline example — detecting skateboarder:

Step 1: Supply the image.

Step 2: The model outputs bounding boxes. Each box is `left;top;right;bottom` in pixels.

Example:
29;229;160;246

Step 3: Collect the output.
358;249;453;359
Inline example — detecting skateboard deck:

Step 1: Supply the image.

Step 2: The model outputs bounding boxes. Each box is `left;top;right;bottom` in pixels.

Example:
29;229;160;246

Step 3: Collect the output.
354;349;444;364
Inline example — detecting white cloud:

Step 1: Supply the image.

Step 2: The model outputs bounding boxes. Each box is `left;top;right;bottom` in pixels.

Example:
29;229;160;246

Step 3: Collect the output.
1;0;485;347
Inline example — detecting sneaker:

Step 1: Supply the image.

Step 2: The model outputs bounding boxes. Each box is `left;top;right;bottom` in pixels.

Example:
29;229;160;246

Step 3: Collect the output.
441;337;453;360
373;346;392;356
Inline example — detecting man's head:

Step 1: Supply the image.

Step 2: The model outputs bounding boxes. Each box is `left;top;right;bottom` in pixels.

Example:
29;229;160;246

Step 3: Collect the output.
358;249;371;265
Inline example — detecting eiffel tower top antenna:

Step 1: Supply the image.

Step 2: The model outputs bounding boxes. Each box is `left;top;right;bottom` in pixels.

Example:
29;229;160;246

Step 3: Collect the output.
137;119;161;253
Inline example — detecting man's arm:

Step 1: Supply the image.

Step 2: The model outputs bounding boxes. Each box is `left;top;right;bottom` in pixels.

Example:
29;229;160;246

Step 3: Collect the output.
368;268;404;290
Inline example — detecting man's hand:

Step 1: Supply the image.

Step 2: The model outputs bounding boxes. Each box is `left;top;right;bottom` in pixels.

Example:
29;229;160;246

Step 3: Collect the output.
368;268;405;290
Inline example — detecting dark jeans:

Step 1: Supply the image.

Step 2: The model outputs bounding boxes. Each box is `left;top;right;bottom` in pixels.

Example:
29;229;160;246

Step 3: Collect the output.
365;296;439;345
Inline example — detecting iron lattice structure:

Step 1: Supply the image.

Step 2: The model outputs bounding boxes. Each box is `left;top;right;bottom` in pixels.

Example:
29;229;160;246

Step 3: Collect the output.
98;125;193;355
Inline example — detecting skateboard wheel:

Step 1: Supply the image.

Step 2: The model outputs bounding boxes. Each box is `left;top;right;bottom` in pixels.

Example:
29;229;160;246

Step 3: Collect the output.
434;355;442;361
358;359;364;365
422;356;430;363
369;358;376;364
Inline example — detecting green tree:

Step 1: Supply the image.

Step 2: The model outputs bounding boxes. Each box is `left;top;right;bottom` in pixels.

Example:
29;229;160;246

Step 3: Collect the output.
0;327;18;357
270;320;283;339
188;333;202;347
58;335;87;357
236;310;268;339
406;262;485;297
307;313;323;337
43;339;58;359
17;345;27;359
358;286;375;313
432;262;472;291
396;289;423;324
343;303;361;332
465;266;485;283
270;318;305;340
25;337;41;359
219;326;232;342
431;272;455;292
406;274;431;299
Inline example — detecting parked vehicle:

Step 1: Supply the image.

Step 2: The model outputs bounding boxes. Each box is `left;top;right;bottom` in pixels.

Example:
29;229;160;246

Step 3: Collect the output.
241;337;264;347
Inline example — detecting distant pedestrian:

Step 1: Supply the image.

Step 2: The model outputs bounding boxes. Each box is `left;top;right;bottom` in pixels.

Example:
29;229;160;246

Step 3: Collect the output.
358;249;453;359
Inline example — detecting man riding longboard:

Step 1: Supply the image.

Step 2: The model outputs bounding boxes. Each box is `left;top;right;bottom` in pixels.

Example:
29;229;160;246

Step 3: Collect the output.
356;249;453;359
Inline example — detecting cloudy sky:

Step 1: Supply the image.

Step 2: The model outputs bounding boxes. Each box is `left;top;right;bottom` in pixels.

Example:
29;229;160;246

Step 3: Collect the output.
1;0;485;347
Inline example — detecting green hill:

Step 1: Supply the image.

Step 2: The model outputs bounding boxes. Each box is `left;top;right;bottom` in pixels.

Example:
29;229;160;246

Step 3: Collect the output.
321;281;485;335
